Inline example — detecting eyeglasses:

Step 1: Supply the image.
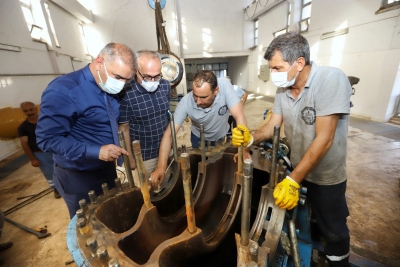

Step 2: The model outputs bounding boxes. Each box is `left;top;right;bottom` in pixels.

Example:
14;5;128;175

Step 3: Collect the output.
137;70;162;82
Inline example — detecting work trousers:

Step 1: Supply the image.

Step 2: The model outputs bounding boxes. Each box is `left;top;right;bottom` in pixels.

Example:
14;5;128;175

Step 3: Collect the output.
303;180;351;267
53;162;117;219
34;152;55;188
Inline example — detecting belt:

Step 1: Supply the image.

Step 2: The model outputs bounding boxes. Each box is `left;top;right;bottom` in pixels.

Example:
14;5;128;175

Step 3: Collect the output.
55;163;114;172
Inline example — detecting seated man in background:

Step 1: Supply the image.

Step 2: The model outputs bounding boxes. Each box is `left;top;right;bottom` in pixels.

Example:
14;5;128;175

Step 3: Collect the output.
118;50;170;181
17;101;60;199
36;43;136;218
150;70;249;189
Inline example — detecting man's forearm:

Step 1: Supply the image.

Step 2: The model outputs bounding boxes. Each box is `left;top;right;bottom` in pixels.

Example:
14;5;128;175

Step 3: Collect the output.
21;143;37;161
156;133;172;171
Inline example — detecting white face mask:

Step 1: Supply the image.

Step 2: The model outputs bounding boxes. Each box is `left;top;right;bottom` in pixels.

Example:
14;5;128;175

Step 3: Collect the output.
270;61;299;88
141;80;160;92
98;61;126;94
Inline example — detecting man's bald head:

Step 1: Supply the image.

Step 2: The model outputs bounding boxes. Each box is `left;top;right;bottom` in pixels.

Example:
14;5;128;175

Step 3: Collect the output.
98;43;136;72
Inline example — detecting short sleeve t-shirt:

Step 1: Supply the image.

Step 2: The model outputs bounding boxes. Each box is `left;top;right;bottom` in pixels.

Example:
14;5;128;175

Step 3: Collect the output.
272;62;352;185
18;119;41;152
174;77;240;140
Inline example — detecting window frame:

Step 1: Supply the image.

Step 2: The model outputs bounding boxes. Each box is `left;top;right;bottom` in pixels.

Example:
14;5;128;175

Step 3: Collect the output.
376;0;400;14
299;0;312;33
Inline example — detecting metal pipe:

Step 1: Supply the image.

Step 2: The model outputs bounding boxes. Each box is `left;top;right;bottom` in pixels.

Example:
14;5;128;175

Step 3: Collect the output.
118;131;135;188
168;111;179;162
132;140;152;209
114;178;122;191
288;219;301;267
101;183;110;196
200;124;206;163
238;146;243;174
180;153;196;233
88;190;97;204
270;125;280;188
79;199;89;214
240;159;253;246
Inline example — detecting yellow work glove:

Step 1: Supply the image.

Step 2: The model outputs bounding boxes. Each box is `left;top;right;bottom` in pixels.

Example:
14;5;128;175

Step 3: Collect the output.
232;124;253;147
273;176;300;210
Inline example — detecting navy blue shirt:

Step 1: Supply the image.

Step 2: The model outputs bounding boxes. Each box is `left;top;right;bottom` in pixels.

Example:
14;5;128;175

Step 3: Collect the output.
36;65;119;171
119;78;170;161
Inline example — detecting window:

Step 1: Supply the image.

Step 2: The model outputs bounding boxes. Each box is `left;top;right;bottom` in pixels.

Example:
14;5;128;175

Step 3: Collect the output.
273;3;291;38
254;20;259;46
196;63;228;78
44;3;60;47
79;23;89;55
19;0;35;32
299;0;312;33
376;0;400;14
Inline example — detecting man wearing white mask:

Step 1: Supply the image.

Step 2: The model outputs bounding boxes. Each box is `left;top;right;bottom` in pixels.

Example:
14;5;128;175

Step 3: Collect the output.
118;50;170;182
232;32;352;266
36;43;136;218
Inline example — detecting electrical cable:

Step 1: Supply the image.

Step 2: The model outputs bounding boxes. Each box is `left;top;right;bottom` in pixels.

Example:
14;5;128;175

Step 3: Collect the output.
258;0;270;8
245;1;259;20
116;168;127;184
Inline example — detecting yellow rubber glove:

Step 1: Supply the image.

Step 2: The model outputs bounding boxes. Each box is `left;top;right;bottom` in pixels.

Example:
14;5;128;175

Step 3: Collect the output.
273;176;300;210
232;124;253;147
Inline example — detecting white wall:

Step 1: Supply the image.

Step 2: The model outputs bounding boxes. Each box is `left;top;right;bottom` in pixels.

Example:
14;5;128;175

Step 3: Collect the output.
247;0;400;122
1;0;399;160
0;0;91;160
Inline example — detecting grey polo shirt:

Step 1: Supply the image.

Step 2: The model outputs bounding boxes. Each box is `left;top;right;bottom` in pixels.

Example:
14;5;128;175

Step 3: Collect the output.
174;77;240;140
272;62;352;185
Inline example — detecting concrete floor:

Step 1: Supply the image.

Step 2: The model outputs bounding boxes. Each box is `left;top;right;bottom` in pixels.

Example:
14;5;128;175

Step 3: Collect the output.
0;97;399;266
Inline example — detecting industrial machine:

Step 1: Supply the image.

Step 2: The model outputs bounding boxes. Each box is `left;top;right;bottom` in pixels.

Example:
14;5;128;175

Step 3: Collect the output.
66;114;355;267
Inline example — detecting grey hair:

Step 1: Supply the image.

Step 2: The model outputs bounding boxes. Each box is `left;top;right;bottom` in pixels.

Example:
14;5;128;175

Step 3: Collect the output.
20;101;35;109
135;50;162;71
98;43;137;71
264;32;310;65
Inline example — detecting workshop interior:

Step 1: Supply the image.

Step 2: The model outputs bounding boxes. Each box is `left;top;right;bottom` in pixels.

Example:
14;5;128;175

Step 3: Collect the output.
0;0;400;266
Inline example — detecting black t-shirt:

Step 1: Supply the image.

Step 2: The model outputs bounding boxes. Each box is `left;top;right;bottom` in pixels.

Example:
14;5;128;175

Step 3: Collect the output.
17;119;41;152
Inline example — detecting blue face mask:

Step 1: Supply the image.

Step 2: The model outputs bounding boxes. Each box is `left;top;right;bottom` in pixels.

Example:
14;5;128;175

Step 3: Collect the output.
98;61;125;94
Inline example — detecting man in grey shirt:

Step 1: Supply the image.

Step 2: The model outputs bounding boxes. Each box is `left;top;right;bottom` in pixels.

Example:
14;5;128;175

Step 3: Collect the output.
150;70;248;187
233;32;352;266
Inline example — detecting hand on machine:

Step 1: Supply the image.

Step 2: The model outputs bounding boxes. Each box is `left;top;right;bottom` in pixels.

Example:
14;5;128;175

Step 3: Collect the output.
273;176;300;210
232;125;253;147
231;125;253;162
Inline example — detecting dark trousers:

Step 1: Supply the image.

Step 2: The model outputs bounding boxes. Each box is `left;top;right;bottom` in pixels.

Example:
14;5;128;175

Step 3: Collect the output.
53;163;117;219
303;180;350;267
227;115;236;134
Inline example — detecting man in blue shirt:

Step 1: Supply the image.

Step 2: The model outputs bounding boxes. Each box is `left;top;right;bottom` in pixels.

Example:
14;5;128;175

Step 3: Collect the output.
149;70;249;189
36;43;136;218
119;50;170;182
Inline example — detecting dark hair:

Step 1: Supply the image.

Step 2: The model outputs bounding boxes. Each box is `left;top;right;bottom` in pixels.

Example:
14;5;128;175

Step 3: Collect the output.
264;32;310;65
98;43;137;71
193;70;218;92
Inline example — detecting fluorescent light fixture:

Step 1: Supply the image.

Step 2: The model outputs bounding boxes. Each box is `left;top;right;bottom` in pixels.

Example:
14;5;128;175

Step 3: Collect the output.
0;43;21;52
30;24;43;40
320;28;348;40
72;57;83;62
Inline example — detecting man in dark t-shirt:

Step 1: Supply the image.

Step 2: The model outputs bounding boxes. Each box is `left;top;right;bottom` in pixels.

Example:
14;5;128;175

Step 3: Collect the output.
17;101;60;199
